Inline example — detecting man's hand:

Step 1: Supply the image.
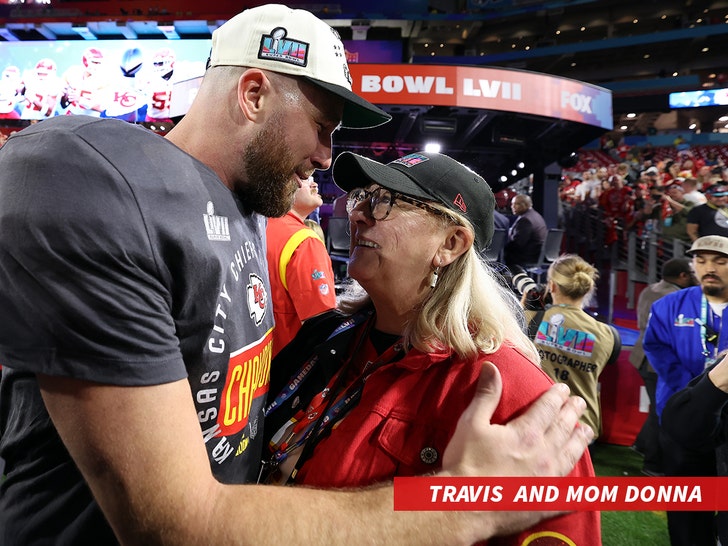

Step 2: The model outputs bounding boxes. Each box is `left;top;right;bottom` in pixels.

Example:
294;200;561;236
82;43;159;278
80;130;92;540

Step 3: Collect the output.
443;361;591;477
441;361;593;539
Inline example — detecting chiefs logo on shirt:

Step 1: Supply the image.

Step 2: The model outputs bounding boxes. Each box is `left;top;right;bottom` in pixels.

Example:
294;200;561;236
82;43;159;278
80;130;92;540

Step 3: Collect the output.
246;273;267;326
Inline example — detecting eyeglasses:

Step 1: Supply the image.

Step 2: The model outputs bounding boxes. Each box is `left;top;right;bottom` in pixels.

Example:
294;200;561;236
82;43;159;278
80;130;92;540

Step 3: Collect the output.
346;186;453;221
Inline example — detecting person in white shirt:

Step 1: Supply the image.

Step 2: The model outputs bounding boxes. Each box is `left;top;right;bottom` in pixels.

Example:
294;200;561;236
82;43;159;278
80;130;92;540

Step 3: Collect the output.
573;169;601;205
682;177;707;206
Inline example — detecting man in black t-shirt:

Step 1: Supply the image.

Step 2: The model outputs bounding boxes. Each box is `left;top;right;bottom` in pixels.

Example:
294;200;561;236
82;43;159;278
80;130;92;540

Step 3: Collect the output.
0;5;593;545
686;183;728;241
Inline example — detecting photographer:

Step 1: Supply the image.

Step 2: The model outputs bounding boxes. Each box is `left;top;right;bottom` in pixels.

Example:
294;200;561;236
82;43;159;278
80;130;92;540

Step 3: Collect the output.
518;254;621;441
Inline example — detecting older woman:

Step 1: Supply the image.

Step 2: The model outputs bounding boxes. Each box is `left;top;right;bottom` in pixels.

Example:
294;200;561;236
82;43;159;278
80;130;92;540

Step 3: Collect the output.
264;152;599;544
524;254;621;439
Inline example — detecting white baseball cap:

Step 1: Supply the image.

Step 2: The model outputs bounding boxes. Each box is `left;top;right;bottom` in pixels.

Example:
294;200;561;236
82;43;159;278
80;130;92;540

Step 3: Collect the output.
208;4;391;129
685;235;728;257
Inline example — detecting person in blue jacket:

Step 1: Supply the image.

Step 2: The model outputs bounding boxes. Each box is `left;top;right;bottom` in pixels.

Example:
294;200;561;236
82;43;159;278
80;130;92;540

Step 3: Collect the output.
643;235;728;546
644;235;728;419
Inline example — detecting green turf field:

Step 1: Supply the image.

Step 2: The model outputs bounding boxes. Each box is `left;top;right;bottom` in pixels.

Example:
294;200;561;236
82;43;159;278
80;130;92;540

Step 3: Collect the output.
590;442;671;545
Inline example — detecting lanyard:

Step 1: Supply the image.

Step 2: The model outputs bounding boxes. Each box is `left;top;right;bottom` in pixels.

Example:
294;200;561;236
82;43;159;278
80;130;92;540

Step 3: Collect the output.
287;332;405;483
263;308;373;417
262;314;405;483
697;294;721;363
708;202;728;220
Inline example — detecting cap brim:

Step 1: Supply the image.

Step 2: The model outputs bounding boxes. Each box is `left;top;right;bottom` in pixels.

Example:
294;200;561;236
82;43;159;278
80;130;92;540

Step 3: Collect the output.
685;248;728;257
333;152;432;200
304;77;391;129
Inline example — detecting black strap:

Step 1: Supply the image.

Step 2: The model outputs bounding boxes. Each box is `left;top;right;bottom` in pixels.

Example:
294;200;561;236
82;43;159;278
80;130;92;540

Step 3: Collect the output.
704;322;720;345
527;310;545;339
606;324;622;366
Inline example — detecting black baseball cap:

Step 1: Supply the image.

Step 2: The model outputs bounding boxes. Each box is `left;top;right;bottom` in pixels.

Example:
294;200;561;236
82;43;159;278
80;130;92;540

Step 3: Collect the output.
333;151;495;252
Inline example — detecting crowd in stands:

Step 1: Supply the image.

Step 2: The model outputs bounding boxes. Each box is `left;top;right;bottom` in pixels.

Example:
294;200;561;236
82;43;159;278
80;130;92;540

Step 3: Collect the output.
542;144;728;545
558;143;728;262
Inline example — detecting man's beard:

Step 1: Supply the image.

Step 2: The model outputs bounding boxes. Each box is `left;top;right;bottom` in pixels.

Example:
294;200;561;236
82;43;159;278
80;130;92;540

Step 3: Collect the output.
702;283;727;297
237;120;299;218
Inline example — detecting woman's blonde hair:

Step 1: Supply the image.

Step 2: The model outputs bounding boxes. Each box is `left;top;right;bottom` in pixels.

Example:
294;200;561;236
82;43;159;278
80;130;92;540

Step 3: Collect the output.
547;253;599;301
303;219;325;242
338;203;539;363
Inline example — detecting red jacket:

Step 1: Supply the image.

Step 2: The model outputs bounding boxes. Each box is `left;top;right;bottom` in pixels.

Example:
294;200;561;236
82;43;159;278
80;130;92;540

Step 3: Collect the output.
296;339;601;545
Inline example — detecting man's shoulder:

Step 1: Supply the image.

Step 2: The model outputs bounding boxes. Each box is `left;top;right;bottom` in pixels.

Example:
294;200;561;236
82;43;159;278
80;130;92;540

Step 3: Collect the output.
265;214;305;251
689;202;712;213
266;213;300;231
3;117;176;176
652;285;699;308
526;207;546;221
649;280;681;295
23;115;141;137
17;116;174;164
520;210;536;222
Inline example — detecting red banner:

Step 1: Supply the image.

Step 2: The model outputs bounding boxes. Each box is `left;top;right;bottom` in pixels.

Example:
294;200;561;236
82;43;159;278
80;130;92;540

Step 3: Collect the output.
394;477;728;511
347;64;613;130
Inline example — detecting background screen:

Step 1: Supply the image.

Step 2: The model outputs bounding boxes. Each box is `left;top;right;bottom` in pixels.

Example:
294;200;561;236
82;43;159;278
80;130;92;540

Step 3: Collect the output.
0;39;210;121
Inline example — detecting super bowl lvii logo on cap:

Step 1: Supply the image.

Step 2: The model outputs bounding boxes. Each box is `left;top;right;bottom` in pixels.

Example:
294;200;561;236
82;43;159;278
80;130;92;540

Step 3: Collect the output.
258;27;309;67
393;153;429;167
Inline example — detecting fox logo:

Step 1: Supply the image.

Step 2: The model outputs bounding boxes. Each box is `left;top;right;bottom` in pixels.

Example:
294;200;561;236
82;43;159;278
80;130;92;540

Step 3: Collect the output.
246;273;267;326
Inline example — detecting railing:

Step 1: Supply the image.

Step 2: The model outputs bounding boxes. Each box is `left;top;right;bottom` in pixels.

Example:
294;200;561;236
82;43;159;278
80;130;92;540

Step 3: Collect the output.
561;203;691;324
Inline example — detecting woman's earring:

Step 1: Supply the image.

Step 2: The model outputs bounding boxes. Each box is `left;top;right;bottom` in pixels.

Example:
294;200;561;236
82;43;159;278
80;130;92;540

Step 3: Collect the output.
430;266;440;288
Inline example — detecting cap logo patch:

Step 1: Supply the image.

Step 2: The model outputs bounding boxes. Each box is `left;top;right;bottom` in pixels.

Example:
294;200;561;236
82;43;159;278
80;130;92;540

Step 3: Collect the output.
453;193;467;213
393;153;429;167
697;240;728;251
258;27;308;67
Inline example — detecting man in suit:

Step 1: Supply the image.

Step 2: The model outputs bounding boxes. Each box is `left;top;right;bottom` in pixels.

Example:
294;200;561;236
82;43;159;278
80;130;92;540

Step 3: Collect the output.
504;194;547;269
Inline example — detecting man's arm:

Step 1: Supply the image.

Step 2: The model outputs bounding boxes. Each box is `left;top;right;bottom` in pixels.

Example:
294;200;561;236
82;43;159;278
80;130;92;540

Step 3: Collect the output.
39;362;591;545
642;306;691;415
661;353;728;451
635;291;652;331
709;352;728;392
685;222;699;242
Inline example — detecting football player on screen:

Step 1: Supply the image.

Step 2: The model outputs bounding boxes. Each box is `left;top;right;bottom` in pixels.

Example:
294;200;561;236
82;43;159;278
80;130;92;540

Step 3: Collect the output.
102;47;148;122
145;47;175;122
20;58;64;120
0;66;23;119
60;47;110;117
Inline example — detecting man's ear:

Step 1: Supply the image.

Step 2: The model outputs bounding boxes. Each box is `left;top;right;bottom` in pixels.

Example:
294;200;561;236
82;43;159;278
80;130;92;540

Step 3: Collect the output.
237;69;270;122
435;225;474;267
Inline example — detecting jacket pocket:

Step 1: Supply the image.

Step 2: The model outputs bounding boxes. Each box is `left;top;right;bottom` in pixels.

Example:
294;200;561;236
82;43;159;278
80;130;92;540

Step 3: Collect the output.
375;410;451;475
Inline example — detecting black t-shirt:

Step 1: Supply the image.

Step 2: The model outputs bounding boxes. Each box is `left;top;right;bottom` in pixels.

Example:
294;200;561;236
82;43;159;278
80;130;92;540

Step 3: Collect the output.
686;203;728;237
0;116;274;543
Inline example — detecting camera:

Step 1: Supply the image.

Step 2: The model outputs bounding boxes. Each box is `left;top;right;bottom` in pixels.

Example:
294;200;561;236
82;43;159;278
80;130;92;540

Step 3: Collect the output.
511;271;550;310
512;272;539;296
